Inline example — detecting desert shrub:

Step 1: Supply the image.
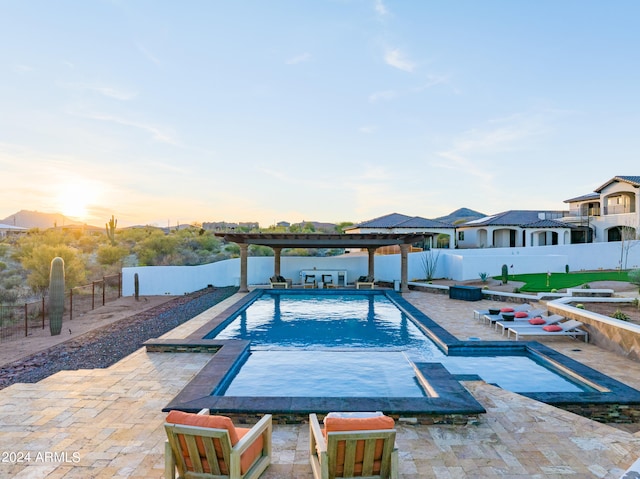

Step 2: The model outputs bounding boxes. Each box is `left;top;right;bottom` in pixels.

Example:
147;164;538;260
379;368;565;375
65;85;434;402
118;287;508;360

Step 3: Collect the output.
581;283;591;289
575;303;585;309
479;272;488;283
611;309;630;321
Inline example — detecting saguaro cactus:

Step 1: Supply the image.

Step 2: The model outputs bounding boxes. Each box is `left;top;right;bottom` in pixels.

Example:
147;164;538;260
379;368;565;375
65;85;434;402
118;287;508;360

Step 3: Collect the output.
501;264;509;284
49;256;65;336
134;273;140;301
105;215;118;245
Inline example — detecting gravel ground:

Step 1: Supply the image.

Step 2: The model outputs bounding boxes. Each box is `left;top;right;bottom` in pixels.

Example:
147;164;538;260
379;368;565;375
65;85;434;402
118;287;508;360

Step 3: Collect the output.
0;286;238;390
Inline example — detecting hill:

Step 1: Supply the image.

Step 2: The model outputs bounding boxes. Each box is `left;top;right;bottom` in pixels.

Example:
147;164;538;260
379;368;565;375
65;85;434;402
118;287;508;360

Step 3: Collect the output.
1;210;80;229
435;208;485;225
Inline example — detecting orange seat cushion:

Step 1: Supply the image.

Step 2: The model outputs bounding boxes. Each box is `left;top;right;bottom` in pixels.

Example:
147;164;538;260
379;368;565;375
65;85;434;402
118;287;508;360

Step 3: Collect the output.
323;415;395;476
166;411;263;475
514;312;528;318
500;307;515;312
528;317;546;325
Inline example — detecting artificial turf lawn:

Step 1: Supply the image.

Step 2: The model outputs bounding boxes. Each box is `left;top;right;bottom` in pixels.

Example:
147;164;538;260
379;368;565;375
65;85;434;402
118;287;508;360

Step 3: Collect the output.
494;270;631;292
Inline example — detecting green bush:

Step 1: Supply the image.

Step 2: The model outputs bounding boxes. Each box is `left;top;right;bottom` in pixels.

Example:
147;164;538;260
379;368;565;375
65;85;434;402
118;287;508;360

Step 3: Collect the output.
479;272;488;283
576;303;585;309
611;309;630;321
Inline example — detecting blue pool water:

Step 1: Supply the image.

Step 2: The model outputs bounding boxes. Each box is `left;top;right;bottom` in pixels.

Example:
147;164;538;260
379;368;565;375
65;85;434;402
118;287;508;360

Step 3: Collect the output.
211;293;588;396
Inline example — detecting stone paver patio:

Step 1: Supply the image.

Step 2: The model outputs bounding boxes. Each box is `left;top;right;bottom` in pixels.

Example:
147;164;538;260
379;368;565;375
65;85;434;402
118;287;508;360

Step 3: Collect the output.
1;291;640;478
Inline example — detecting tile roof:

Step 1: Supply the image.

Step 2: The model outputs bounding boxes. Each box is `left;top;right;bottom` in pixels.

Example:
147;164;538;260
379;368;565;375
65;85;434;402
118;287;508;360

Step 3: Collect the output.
521;219;574;229
353;212;454;229
564;192;600;203
460;210;568;227
595;176;640;192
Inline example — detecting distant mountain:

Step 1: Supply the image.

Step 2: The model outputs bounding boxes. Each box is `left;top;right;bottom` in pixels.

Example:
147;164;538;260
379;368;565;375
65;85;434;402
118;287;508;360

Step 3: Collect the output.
0;210;80;229
435;208;485;225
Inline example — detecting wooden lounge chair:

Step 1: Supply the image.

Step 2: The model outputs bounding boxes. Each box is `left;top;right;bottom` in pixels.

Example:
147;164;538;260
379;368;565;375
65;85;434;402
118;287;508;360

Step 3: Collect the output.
309;412;398;479
506;319;588;342
164;408;272;479
269;275;289;289
356;275;375;289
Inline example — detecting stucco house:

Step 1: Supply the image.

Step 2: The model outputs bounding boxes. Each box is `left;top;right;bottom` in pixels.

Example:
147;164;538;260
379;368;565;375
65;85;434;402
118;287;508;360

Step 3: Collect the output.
345;213;456;249
0;223;28;238
563;175;640;243
455;210;573;249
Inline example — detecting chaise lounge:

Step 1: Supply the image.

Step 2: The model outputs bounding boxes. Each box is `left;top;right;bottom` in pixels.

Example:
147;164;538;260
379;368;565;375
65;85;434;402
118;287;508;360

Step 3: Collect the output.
506;319;589;342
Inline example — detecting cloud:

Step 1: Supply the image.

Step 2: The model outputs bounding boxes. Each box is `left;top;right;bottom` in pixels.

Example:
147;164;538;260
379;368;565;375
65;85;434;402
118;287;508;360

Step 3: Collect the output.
65;83;137;100
432;113;548;180
373;0;389;17
76;111;178;144
359;125;377;134
414;74;450;91
384;48;415;72
135;41;161;66
11;64;33;73
368;90;397;102
285;52;311;65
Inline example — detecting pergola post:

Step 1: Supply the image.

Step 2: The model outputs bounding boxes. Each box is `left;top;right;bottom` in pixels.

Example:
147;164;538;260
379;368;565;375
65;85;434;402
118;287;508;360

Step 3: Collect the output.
367;247;376;279
400;244;410;293
239;243;249;292
273;247;282;276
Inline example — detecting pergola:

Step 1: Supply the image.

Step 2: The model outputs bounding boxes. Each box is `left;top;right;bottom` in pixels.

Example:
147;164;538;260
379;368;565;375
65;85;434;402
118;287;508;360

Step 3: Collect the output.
214;233;425;293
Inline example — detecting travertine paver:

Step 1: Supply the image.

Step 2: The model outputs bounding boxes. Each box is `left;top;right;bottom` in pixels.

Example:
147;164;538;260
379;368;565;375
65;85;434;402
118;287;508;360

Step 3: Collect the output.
1;291;640;478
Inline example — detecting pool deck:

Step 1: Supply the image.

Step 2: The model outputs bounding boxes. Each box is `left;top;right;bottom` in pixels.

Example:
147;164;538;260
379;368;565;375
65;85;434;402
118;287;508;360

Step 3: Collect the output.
2;290;640;478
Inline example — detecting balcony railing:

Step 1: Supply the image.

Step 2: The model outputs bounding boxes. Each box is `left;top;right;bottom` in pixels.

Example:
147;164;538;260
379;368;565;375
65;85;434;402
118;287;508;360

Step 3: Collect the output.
604;205;636;215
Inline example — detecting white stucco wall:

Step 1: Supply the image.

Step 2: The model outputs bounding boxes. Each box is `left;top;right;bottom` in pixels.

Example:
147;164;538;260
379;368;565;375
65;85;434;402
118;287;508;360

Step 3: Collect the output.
122;240;640;295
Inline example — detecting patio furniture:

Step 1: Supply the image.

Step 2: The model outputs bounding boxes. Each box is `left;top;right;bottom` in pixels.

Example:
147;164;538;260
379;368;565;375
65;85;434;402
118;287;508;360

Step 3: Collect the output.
309;412;398;479
269;275;290;289
304;274;317;289
449;285;483;301
164;408;272;479
322;274;334;288
495;313;563;336
356;275;375;289
506;319;589;342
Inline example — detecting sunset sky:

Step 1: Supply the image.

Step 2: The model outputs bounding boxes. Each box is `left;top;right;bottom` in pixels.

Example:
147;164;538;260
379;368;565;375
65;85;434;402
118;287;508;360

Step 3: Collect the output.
1;1;639;228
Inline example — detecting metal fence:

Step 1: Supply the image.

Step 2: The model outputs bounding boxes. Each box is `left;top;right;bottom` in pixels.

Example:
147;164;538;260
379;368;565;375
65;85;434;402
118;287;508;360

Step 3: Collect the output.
0;273;122;343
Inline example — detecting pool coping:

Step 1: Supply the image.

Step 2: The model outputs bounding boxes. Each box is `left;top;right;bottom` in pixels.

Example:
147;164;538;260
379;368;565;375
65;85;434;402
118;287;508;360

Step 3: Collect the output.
146;289;640;421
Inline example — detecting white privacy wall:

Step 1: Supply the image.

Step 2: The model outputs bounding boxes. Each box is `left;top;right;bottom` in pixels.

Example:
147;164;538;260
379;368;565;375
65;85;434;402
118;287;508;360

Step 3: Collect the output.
122;240;640;296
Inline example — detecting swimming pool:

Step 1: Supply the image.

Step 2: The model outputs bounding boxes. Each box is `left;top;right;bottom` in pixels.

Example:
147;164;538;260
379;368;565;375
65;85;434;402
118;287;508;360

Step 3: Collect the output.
208;293;589;396
150;288;640;422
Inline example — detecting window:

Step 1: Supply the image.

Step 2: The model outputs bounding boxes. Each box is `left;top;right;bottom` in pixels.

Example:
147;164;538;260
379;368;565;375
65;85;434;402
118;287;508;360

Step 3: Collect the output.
458;231;464;241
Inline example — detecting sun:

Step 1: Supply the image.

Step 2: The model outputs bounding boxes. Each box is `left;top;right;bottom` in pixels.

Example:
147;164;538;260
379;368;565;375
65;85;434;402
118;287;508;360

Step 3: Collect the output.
55;180;99;220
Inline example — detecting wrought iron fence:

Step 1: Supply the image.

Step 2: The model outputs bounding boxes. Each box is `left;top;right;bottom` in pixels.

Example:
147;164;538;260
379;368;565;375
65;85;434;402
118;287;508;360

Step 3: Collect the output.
0;273;121;343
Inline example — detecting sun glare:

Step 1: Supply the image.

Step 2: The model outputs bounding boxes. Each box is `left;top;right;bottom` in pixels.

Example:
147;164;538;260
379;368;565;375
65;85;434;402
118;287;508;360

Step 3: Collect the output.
55;180;99;220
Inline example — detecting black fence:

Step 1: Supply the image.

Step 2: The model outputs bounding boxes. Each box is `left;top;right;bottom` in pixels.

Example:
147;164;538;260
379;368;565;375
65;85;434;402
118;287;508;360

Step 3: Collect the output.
0;273;122;343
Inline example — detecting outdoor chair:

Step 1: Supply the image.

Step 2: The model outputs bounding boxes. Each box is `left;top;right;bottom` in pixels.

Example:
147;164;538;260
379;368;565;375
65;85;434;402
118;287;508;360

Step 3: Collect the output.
356;275;375;289
164;408;272;479
322;274;334;288
506;319;589;342
269;275;290;289
304;274;317;288
309;412;398;479
494;313;562;336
